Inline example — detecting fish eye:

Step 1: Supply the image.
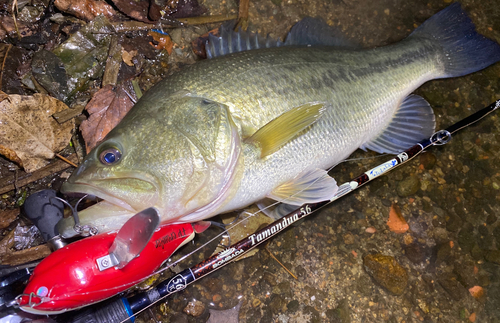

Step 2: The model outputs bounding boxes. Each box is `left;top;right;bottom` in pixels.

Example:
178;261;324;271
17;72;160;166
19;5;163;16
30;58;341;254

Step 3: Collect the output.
99;148;122;165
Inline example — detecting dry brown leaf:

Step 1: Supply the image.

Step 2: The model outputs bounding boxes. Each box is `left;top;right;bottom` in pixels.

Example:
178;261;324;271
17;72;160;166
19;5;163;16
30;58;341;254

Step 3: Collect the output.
81;81;137;152
0;208;19;229
0;93;74;173
122;49;138;67
0;244;51;265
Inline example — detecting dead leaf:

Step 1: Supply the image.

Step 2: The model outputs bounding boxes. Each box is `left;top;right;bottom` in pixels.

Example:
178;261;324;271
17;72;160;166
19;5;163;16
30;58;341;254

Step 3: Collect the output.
387;203;409;234
0;208;20;230
109;0;161;23
0;229;15;255
0;244;51;265
54;0;116;21
81;81;137;152
122;49;138;67
0;93;74;173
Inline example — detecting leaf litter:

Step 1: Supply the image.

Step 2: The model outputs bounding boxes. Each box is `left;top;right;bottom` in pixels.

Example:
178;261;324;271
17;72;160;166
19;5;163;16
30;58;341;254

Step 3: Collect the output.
0;91;74;173
80;81;137;152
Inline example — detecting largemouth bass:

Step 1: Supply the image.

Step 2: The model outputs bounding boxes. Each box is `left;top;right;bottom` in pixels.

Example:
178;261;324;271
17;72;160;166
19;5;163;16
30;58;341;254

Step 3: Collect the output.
59;3;500;237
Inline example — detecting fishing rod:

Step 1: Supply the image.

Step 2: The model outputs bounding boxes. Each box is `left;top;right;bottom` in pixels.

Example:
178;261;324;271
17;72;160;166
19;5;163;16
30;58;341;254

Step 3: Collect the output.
68;100;500;323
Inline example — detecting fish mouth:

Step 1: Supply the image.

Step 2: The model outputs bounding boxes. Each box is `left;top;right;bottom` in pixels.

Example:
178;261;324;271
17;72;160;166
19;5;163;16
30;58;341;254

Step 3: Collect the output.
61;182;137;213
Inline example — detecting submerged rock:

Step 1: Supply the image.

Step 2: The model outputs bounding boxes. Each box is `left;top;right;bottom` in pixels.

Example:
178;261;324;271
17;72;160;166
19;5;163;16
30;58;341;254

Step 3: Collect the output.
397;174;421;197
363;253;409;295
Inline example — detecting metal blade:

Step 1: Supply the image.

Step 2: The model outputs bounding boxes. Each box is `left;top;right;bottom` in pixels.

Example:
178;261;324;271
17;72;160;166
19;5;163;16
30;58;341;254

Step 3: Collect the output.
109;207;160;269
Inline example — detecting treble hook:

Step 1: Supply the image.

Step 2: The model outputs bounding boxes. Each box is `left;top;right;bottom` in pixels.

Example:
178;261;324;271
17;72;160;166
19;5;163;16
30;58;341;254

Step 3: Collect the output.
49;195;98;237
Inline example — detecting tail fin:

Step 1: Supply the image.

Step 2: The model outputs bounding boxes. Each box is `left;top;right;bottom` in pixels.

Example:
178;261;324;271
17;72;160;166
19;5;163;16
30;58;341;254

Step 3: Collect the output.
410;3;500;78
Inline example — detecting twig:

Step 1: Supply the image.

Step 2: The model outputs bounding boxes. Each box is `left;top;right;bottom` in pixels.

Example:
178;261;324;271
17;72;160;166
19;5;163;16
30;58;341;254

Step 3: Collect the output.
11;0;21;40
237;0;250;31
55;153;78;168
0;154;78;194
102;35;123;87
265;244;297;280
111;14;238;32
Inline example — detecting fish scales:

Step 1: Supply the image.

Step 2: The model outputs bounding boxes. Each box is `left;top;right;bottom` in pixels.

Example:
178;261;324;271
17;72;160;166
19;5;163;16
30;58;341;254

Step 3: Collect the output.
59;4;500;235
137;43;440;209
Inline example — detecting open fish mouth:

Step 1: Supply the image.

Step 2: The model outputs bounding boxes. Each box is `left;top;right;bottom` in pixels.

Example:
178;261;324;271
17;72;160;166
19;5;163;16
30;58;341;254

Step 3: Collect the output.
58;182;156;237
61;182;136;214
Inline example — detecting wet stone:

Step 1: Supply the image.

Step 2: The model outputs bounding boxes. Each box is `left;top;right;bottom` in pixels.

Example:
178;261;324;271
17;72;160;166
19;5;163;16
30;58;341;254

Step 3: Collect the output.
420;152;437;170
246;307;262;323
287;300;300;313
458;222;475;253
295;265;307;279
363;254;408;295
202;277;223;293
445;213;463;232
268;293;286;314
182;301;205;317
437;273;468;301
260;308;273;323
325;298;350;323
303;305;321;323
263;271;278;286
397;175;421;197
404;242;429;264
454;264;477;288
356;274;373;296
304;285;327;303
167;313;188;323
422;199;433;213
477;225;495;250
272;281;292;298
471;243;486;260
486;213;497;225
436;243;453;264
494;225;500;244
485;250;500;265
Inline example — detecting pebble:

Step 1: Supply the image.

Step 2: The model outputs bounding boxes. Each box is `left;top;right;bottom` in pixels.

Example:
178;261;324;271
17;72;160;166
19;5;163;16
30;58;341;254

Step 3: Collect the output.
183;300;205;317
437;273;467;301
252;298;261;308
397;175;421;197
363;254;408;295
286;300;300;313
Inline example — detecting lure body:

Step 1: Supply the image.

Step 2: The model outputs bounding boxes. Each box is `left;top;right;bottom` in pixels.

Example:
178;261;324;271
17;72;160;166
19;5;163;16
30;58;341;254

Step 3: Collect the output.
18;223;196;314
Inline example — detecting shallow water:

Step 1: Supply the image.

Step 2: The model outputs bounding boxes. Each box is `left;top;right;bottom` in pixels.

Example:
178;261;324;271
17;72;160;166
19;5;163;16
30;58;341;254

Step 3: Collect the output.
140;0;500;322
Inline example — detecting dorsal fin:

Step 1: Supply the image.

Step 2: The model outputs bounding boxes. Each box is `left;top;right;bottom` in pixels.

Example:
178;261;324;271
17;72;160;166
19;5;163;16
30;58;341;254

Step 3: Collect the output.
206;18;359;59
206;24;284;59
284;17;360;48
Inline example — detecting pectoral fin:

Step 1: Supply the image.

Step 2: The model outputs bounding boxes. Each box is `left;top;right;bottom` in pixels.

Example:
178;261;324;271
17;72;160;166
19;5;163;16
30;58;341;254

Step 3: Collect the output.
268;168;338;205
246;102;326;158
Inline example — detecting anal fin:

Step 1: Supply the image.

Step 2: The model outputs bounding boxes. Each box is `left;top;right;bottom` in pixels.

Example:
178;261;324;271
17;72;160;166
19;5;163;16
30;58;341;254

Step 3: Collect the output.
360;94;435;154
